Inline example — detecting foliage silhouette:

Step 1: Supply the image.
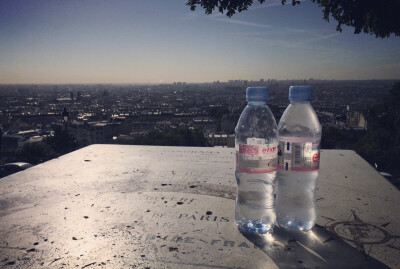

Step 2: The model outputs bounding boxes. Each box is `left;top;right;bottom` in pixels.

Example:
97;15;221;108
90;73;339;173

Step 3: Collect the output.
0;127;2;161
209;105;230;131
120;127;208;147
15;142;57;164
321;81;400;186
356;81;400;176
321;126;364;150
45;126;79;155
1;126;80;165
187;0;400;38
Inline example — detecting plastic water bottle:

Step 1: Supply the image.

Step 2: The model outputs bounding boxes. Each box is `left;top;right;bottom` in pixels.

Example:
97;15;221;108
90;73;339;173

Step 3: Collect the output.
276;86;321;231
235;87;278;234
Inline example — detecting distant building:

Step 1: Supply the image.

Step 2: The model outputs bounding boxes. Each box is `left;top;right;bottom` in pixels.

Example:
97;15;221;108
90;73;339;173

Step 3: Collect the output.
2;132;45;149
346;111;367;129
56;97;73;104
316;111;336;126
68;121;121;144
12;113;59;126
207;133;234;147
192;117;215;131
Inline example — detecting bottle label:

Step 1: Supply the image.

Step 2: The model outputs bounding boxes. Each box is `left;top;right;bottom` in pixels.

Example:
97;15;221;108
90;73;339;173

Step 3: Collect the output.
236;138;278;173
277;138;320;171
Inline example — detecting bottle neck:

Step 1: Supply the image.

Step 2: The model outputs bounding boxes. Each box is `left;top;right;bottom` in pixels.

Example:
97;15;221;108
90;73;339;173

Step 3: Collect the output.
247;100;267;106
290;99;310;104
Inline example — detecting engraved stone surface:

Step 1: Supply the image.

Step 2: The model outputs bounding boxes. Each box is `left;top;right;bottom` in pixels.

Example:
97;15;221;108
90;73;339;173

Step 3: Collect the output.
0;145;399;268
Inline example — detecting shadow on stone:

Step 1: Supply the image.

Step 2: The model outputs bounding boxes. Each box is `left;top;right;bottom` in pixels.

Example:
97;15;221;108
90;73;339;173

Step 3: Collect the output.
240;224;390;269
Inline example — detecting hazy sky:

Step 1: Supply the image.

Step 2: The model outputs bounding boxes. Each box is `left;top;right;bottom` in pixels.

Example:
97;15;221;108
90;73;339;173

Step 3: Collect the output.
0;0;399;84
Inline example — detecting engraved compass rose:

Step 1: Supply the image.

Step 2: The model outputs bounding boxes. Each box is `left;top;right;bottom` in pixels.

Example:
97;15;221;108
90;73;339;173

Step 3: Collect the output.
324;211;400;253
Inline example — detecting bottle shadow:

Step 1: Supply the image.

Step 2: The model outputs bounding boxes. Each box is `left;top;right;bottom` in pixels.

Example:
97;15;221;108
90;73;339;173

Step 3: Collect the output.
240;224;389;269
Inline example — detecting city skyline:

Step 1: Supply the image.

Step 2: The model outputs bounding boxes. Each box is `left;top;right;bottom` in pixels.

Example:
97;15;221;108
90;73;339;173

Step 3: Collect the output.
1;0;399;84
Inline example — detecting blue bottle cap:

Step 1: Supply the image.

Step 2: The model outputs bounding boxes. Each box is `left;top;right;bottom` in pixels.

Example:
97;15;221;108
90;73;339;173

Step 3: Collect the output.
246;87;269;102
289;86;312;101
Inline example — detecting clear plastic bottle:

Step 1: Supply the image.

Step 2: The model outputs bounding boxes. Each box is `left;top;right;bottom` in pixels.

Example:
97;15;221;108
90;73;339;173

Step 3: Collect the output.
235;87;278;234
276;86;321;231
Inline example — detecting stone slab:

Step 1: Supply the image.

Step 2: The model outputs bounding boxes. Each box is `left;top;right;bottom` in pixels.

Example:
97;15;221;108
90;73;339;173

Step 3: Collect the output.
0;145;399;268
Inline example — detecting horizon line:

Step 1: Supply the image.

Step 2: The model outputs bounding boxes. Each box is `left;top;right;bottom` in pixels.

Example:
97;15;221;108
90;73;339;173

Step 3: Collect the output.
0;78;399;86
